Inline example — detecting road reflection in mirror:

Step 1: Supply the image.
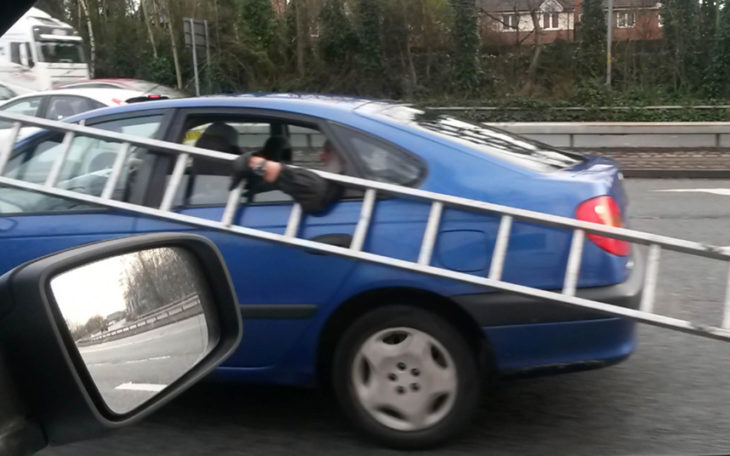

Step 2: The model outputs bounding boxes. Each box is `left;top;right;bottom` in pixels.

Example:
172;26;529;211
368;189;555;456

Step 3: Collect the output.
50;247;216;415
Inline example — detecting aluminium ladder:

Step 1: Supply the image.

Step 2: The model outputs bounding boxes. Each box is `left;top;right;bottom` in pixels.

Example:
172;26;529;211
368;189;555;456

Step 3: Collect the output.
0;111;729;342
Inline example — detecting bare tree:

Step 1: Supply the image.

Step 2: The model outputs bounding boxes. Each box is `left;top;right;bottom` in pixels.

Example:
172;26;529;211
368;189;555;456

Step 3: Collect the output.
524;0;545;94
141;0;158;58
162;0;183;89
78;0;96;77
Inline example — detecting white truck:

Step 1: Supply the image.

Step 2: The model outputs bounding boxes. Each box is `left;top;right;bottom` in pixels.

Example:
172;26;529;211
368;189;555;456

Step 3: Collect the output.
0;7;89;95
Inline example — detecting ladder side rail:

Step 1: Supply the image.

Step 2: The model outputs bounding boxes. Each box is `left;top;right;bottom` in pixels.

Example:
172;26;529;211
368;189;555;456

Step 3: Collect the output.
315;171;730;261
1;112;728;261
0;112;236;163
1;173;729;342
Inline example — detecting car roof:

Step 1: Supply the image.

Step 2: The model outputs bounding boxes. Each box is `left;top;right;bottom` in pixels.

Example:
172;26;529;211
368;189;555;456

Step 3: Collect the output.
2;88;148;106
69;93;400;122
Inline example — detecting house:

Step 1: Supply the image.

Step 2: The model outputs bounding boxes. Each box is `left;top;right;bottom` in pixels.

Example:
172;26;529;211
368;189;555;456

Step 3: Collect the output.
479;0;663;45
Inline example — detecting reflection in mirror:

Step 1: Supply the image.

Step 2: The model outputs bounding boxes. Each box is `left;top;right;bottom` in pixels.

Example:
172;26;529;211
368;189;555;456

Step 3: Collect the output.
50;247;217;415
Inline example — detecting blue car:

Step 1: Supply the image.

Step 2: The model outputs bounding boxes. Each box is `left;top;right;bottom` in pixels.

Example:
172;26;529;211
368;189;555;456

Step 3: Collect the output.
0;94;641;448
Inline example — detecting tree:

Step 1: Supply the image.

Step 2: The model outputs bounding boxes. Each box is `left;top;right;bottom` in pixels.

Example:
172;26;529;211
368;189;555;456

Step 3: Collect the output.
449;0;480;91
576;0;607;79
706;0;730;96
661;0;701;89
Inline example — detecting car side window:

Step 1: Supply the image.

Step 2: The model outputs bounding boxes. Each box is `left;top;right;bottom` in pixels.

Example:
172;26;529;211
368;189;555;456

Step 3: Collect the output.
0;115;164;214
331;124;424;186
0;96;43;116
45;95;104;120
173;117;346;207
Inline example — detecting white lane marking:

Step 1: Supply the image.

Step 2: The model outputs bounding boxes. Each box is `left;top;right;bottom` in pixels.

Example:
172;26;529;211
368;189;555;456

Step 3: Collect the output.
87;356;173;368
114;382;167;392
654;188;730;196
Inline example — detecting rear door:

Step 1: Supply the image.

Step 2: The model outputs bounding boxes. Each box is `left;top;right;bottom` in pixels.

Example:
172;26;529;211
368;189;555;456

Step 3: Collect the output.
0;110;172;275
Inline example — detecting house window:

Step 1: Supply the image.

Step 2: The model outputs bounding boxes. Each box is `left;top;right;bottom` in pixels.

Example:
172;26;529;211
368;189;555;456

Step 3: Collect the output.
543;12;559;29
502;14;518;30
616;11;636;28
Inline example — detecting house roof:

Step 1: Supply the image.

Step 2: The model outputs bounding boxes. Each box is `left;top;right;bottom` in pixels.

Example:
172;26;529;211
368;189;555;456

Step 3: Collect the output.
479;0;658;13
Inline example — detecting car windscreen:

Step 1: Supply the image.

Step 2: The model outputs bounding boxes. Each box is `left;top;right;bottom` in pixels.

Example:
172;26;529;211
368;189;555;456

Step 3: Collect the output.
38;41;86;63
366;105;585;172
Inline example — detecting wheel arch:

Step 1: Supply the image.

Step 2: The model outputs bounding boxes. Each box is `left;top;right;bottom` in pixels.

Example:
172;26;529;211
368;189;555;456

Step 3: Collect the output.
316;287;494;387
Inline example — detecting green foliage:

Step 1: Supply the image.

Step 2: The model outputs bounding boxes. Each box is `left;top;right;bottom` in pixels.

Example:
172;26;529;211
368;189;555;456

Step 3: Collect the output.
30;0;730;113
449;0;480;91
356;0;384;75
318;0;359;66
576;0;606;78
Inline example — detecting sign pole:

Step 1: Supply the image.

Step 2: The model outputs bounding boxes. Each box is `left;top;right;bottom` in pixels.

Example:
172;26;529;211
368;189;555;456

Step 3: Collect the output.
189;18;200;96
606;0;613;87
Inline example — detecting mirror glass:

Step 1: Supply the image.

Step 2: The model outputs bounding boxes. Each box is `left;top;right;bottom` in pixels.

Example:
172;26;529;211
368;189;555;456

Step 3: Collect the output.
50;247;217;414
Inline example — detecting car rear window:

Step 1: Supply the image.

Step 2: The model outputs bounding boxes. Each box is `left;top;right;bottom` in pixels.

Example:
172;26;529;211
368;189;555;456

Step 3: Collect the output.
365;105;585;172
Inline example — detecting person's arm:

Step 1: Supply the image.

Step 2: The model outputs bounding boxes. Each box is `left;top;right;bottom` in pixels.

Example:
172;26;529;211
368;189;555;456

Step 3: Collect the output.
231;155;342;214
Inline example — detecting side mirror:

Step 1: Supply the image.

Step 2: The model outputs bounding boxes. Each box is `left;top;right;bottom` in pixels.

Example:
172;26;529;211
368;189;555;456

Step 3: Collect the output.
0;233;242;449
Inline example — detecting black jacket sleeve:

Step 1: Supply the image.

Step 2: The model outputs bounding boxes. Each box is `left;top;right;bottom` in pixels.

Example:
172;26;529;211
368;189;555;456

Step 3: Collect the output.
274;165;343;214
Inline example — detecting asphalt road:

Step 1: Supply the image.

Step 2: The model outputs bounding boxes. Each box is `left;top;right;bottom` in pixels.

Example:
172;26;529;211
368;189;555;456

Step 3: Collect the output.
41;179;730;455
78;314;209;414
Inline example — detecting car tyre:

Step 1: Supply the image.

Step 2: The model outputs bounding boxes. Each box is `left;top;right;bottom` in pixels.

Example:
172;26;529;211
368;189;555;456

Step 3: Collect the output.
331;305;482;449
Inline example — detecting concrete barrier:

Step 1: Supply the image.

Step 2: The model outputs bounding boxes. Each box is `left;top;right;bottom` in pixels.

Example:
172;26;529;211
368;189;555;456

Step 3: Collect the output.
485;122;730;149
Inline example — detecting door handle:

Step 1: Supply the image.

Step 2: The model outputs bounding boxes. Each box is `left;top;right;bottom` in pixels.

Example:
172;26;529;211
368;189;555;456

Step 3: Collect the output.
307;233;352;254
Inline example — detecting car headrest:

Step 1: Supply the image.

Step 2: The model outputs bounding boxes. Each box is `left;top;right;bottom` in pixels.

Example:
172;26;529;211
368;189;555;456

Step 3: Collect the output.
195;122;239;154
261;135;292;163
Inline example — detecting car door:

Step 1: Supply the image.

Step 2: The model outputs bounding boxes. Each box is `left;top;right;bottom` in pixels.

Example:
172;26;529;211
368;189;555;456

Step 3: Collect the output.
0;110;172;276
133;108;373;368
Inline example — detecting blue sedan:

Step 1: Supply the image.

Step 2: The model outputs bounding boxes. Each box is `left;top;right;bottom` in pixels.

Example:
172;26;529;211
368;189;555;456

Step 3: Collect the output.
0;94;641;448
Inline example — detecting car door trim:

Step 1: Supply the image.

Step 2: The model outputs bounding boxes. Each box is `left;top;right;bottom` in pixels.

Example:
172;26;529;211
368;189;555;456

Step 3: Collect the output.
240;304;317;319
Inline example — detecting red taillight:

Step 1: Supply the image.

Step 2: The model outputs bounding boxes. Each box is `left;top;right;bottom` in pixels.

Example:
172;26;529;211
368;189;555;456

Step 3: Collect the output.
576;196;630;256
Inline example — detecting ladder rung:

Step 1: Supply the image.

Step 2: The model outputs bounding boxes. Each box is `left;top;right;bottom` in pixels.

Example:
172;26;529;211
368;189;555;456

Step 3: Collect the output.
641;244;662;313
101;142;131;200
488;215;513;280
417;202;443;265
285;204;302;238
221;180;245;227
45;130;75;187
722;264;730;329
159;153;189;211
0;122;22;175
350;189;377;252
563;229;585;296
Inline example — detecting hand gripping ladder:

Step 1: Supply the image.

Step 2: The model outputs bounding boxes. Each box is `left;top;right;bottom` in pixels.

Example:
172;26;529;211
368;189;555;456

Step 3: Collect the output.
0;111;729;342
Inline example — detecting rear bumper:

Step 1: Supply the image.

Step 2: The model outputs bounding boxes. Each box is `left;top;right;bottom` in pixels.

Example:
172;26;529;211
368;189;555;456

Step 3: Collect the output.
453;254;643;376
453;253;644;326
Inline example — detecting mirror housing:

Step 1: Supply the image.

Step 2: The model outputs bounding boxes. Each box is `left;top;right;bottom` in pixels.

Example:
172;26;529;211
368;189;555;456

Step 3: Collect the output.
0;233;241;445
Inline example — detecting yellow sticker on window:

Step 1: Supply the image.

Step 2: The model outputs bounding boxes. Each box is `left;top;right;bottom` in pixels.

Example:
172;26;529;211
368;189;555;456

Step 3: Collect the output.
184;130;202;143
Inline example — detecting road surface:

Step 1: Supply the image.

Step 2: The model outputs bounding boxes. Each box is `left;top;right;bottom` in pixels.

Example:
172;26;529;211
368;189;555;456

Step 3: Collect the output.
42;179;730;455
